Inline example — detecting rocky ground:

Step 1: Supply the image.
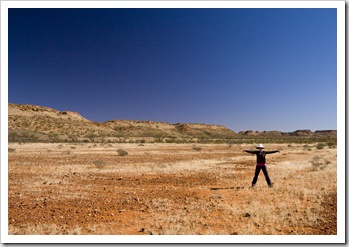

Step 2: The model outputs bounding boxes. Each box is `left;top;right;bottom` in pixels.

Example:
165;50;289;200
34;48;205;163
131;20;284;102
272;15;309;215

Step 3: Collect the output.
8;143;337;236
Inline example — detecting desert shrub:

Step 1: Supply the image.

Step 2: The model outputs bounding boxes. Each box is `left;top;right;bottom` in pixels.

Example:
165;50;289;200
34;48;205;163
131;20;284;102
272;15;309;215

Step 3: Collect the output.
165;138;176;143
117;149;128;156
310;156;330;171
8;131;39;143
326;141;337;149
303;144;313;151
48;132;59;142
8;148;16;153
316;143;326;150
192;146;202;151
93;160;106;169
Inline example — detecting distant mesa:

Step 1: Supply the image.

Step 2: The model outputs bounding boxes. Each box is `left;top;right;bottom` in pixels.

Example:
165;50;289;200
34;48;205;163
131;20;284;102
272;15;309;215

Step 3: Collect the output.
290;129;313;136
314;130;337;136
239;130;283;136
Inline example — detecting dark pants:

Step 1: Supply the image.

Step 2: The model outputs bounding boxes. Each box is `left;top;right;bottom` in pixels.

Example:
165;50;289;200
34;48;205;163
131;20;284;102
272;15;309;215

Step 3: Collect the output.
252;165;272;186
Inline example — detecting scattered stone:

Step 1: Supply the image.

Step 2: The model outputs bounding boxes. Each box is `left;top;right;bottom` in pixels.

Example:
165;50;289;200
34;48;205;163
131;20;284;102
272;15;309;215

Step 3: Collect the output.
243;213;251;218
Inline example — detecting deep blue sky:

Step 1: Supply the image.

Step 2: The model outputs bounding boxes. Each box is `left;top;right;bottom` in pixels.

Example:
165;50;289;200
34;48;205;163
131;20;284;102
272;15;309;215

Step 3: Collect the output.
8;8;337;132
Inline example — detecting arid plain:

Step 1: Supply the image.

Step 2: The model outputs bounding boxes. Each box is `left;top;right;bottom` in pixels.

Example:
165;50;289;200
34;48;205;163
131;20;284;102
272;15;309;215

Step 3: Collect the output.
8;142;337;235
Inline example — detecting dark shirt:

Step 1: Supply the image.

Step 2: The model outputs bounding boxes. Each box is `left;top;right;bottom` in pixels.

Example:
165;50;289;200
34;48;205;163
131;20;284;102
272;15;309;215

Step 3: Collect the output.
244;150;278;164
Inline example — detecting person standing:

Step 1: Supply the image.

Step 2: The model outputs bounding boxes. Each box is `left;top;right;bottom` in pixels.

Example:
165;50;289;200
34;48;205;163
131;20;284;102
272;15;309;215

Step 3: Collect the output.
244;144;280;188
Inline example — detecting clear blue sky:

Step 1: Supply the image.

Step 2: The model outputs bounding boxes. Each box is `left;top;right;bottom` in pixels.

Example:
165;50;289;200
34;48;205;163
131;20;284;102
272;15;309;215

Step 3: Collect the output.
8;8;337;132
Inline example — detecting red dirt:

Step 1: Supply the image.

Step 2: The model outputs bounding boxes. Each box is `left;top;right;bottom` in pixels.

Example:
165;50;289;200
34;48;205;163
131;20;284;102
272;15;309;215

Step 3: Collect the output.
8;143;337;235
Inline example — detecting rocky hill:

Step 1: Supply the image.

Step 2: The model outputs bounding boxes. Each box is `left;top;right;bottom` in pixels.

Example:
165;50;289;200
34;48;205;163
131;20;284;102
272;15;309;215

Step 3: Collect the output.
8;103;336;143
8;103;236;142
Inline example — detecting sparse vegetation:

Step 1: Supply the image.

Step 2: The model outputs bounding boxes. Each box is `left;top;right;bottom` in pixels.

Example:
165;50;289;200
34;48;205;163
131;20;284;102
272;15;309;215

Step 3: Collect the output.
310;155;331;171
93;160;106;169
8;142;337;235
303;144;313;151
327;141;337;149
192;146;202;151
316;143;327;150
7;104;338;235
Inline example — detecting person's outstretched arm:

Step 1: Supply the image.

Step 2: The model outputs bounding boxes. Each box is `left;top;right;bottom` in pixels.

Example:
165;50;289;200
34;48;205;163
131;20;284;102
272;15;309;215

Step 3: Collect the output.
244;150;257;154
265;150;280;154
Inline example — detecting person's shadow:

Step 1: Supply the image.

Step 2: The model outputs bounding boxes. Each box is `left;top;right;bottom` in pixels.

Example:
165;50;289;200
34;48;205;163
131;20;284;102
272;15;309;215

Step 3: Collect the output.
210;186;247;190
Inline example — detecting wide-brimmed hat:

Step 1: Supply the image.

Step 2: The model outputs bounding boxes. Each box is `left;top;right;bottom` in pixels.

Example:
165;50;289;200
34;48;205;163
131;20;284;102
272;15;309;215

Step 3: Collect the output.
256;144;265;149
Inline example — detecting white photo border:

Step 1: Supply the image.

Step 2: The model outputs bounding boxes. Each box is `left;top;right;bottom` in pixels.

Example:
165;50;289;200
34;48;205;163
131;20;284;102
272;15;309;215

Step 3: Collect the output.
1;0;345;244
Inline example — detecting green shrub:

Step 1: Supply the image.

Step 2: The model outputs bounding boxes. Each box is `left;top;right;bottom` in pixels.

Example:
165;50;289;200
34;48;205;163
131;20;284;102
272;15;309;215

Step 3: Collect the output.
303;144;313;151
316;143;326;150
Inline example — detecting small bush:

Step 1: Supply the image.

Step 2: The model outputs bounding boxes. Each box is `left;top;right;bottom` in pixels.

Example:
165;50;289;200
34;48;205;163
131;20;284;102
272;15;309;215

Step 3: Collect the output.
93;160;106;169
316;143;326;150
326;141;337;149
117;149;128;156
8;148;16;153
192;146;202;151
310;156;330;171
303;144;312;151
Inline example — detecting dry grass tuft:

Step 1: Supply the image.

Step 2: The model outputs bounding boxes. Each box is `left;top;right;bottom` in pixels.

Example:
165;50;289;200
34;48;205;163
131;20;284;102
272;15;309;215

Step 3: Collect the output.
117;149;128;156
